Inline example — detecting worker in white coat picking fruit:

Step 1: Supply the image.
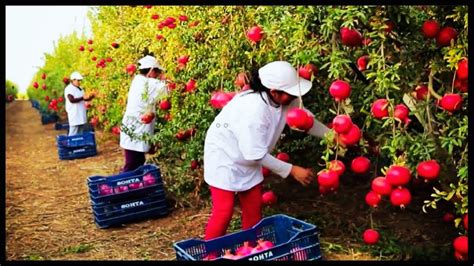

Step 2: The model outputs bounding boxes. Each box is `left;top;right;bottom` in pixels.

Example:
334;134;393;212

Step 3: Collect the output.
120;55;168;173
203;61;330;240
64;71;94;136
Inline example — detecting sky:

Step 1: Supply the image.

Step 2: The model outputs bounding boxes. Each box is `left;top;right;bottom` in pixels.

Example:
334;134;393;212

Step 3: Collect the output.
6;6;93;93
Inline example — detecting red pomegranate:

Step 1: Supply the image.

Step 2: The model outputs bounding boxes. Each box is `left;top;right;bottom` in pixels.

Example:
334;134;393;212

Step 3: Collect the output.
340;27;363;47
286;107;314;131
298;63;317;80
371;99;389;119
365;191;381;208
371;177;392;196
393;104;409;123
262;191;277;205
439;93;463;112
317;170;339;188
177;55;190;65
329;80;351;101
463;214;468;230
159;100;171;110
328;160;345;176
386;165;411;187
246;26;264;43
456;59;468;80
126;64;137;75
414;85;429;100
416;160;440;181
421;20;440;38
436;26;458;47
338;124;361;146
262;167;271;177
33;82;39;88
351;156;371;174
185;79;197;92
332;114;353;134
442;212;455;223
453;236;468;255
454;79;468;93
357;55;369;71
390;187;411;208
363;229;380;245
276;152;290;162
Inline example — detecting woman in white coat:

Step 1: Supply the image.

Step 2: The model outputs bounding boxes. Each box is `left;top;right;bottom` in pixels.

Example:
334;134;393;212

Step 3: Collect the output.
203;61;330;240
120;55;168;173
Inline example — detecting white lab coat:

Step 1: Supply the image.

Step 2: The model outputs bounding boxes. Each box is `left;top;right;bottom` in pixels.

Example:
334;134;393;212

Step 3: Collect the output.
120;75;168;152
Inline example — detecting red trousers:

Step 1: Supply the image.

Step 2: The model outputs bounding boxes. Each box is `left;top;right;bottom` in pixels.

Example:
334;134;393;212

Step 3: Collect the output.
204;183;263;240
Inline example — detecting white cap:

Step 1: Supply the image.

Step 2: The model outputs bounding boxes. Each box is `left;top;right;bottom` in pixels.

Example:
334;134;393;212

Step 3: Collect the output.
258;61;312;96
70;71;83;80
138;55;165;70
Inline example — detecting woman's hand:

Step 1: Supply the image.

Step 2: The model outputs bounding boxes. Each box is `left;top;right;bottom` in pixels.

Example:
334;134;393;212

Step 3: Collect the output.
290;165;314;186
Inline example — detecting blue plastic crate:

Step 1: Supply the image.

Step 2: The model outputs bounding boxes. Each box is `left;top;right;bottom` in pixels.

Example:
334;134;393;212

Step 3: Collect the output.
91;190;168;223
57;132;96;148
173;214;322;261
93;203;169;229
87;164;163;202
41;113;59;124
58;145;97;160
55;122;69;130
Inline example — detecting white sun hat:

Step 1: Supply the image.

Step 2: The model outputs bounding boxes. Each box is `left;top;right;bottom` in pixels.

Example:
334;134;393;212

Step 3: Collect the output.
258;61;312;96
138;55;165;70
70;71;83;80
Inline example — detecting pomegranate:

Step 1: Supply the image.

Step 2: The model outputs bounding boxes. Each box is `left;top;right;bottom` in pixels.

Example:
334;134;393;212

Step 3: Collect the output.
252;239;274;253
143;173;156;186
114;185;129;194
185;79;197;92
340;27;363;47
414;85;429;100
41;73;46;79
262;167;271;177
363;229;380;245
454;79;468;93
357;55;369;71
365;191;381;208
276;152;290;162
453;236;468;255
42;84;47;90
385;20;395;33
390;187;411;208
290;247;308;261
328;160;345;176
33;82;39;88
159;100;171;110
416;160;440;181
286;107;314;131
190;160;199;170
436;26;457;47
351;156;371;174
90;117;99;127
456;59;468;80
339;124;361;146
393;104;409;123
262;191;277;205
234;72;248;88
156;34;164;40
463;214;468;230
210;91;235;109
362;38;372;46
246;26;264;43
386;165;411;187
298;63;317;80
329;80;351;101
421;20;440;38
128;182;144;190
140;112;155;124
236;241;253;256
151;14;159;20
87;39;93;44
63;77;69;84
111;126;121;135
371;99;389;119
111;42;119;48
98;184;113;195
371;177;392;196
179;15;188;22
454;250;466;261
332;115;353;134
317;170;339;188
177;55;189;65
439;93;462;112
222;249;238;260
126;64;137;75
79;45;85;51
167;82;176;90
442;212;455;223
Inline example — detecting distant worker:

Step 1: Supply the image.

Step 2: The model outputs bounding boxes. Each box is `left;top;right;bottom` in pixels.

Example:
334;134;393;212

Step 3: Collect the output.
64;71;94;136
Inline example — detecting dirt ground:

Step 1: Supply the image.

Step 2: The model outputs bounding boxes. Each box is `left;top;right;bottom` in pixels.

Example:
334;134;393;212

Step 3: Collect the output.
5;100;458;261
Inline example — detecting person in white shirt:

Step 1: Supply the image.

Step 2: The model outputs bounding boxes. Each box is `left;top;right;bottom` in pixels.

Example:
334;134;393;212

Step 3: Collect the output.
64;71;94;136
203;61;330;240
120;55;169;173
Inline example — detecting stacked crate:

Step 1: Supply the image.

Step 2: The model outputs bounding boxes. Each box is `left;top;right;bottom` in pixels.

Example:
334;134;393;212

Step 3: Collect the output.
56;132;97;160
87;164;169;229
54;121;69;130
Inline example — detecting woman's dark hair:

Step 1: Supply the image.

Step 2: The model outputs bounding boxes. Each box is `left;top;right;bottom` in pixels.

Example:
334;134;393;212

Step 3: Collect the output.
248;69;279;107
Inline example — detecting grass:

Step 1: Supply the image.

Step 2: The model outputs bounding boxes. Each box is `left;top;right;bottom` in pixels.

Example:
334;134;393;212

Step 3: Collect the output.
22;254;44;260
62;243;94;254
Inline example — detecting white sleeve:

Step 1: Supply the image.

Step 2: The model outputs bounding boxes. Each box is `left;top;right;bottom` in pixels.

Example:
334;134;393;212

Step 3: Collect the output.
258;153;292;178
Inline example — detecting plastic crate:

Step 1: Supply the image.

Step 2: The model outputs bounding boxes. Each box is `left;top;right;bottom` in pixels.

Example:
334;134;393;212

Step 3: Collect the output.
57;132;96;148
41;113;59;124
91;190;169;228
87;164;163;202
55;122;69;130
173;214;322;261
58;145;97;160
